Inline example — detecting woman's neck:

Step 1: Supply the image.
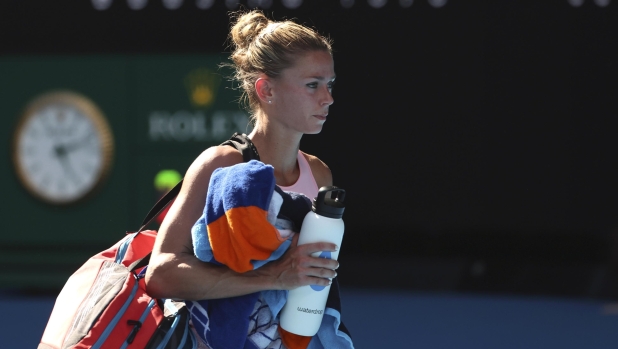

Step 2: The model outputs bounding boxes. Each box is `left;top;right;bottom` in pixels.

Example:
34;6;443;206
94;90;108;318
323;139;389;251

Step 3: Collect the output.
248;123;302;186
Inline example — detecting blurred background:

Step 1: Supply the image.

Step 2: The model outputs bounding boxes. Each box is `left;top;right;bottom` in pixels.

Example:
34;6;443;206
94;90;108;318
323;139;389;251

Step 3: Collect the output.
2;0;618;347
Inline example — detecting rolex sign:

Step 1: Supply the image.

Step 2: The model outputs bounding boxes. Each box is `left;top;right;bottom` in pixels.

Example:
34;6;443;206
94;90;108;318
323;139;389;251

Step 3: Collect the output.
134;56;251;146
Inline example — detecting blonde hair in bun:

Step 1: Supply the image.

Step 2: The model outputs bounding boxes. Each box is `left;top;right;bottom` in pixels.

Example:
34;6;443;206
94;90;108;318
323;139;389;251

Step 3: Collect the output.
226;10;333;116
229;10;270;51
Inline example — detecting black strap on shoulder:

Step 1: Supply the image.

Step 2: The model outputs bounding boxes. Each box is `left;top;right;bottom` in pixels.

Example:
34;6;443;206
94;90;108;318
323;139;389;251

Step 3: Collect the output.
136;133;260;232
137;181;182;232
220;132;261;162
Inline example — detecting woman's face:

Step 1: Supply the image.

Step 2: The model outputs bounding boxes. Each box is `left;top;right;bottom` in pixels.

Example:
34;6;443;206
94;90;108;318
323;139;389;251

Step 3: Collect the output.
270;50;335;135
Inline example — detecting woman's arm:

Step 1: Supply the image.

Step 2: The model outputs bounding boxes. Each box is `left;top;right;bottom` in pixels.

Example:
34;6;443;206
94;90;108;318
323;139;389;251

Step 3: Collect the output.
145;147;338;301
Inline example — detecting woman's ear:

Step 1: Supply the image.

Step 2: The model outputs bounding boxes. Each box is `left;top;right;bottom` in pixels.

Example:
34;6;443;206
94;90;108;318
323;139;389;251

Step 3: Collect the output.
255;77;273;104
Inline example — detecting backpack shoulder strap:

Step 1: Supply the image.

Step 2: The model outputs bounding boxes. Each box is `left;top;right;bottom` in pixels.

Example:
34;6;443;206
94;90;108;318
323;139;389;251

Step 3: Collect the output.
220;132;261;162
137;132;260;231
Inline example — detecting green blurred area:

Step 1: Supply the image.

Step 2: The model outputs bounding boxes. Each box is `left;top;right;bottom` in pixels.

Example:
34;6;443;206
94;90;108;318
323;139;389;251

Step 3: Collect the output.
0;54;249;292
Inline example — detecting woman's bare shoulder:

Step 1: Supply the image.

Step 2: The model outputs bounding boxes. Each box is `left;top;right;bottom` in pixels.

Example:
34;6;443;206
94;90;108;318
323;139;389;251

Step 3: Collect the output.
157;144;243;237
186;145;244;179
175;145;244;199
300;151;333;188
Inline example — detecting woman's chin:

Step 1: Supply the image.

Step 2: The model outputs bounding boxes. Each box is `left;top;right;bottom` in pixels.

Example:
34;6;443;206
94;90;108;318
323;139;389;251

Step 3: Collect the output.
305;126;324;135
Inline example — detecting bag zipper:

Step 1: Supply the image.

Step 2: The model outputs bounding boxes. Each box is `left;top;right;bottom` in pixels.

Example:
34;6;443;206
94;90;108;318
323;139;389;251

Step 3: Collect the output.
91;272;140;349
120;298;157;349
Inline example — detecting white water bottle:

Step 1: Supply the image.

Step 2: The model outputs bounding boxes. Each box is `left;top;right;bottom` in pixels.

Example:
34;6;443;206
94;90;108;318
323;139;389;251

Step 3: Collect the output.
279;186;346;336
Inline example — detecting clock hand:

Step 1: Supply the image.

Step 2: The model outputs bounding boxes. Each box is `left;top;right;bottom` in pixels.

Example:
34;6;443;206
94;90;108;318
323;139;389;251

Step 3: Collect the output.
42;113;60;140
56;147;81;185
62;132;95;153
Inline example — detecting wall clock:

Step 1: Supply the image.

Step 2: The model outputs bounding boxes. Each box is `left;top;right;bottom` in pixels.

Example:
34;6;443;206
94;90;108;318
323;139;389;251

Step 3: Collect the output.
12;91;114;205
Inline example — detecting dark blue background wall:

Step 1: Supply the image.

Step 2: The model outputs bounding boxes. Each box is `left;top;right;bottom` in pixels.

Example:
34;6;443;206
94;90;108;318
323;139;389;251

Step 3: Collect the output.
1;0;617;299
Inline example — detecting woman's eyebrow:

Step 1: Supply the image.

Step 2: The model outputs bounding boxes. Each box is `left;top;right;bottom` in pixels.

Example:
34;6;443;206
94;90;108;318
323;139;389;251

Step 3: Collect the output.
307;75;337;81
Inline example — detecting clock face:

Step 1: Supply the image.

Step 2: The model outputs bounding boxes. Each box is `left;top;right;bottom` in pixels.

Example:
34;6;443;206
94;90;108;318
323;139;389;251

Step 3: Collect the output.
13;91;114;205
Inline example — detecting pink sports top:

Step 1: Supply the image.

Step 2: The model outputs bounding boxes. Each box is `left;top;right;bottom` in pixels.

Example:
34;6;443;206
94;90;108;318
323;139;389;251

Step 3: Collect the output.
278;151;319;200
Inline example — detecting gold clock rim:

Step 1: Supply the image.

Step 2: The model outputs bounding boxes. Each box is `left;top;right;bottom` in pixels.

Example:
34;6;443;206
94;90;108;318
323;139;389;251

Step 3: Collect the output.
12;90;115;206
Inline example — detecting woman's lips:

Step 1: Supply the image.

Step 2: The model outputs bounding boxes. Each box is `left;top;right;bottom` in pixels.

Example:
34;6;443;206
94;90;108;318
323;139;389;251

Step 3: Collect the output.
314;114;327;121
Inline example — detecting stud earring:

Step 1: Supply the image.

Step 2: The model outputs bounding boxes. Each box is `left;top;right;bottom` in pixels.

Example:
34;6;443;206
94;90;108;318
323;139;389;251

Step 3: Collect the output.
268;100;272;104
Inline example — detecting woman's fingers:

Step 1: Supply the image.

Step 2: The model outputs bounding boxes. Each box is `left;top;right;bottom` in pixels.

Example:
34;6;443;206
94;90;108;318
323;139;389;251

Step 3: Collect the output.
305;276;332;287
307;265;337;280
262;234;340;290
295;242;339;270
296;253;338;271
298;241;338;255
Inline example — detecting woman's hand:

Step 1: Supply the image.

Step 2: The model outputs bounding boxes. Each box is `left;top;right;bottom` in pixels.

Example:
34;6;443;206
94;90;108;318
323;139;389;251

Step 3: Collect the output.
258;233;339;290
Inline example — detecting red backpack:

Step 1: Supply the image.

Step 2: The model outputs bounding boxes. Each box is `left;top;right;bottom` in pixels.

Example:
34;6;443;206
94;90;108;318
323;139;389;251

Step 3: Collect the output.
38;228;195;349
38;133;258;349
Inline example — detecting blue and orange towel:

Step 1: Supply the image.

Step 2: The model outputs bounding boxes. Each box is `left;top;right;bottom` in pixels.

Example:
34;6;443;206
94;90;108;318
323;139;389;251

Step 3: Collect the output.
187;160;353;349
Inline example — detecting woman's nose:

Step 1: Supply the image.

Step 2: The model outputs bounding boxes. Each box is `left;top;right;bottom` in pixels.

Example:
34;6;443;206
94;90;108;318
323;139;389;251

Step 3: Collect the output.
322;88;334;106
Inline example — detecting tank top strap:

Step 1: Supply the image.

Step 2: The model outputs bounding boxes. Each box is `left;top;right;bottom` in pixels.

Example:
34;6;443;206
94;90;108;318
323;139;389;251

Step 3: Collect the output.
278;151;319;200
